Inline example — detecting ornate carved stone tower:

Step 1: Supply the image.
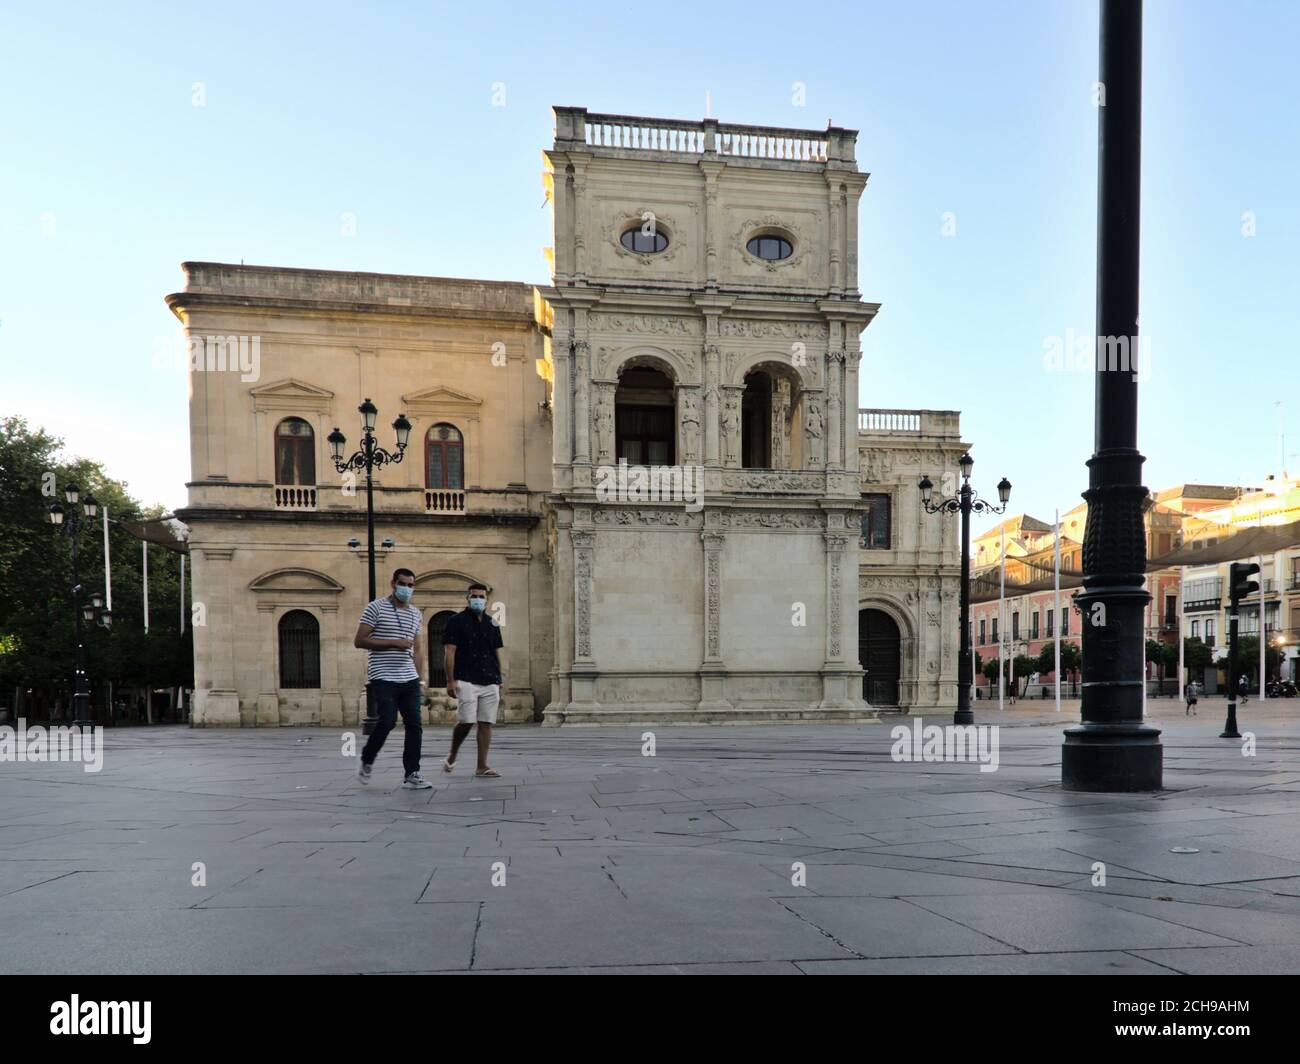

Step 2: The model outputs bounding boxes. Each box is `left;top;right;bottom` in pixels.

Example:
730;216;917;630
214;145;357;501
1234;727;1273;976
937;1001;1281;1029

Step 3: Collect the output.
538;106;878;722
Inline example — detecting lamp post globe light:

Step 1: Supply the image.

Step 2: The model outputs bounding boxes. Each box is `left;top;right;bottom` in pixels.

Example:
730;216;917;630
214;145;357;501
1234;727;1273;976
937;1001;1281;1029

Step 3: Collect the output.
49;485;111;729
918;455;1011;725
329;400;412;736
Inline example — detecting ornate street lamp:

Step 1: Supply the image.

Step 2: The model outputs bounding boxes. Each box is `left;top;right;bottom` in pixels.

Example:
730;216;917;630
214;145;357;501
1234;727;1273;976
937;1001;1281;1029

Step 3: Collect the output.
49;485;106;729
330;400;411;735
919;454;1011;725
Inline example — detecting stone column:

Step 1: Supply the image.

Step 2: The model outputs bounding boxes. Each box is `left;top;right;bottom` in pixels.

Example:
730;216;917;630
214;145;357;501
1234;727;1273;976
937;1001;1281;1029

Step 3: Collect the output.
573;340;591;466
698;529;731;711
827;176;844;296
254;604;279;726
571;160;588;282
845;181;861;295
320;603;343;726
845;347;861;474
551;320;573;471
678;384;701;466
771;378;790;469
504;554;533;721
593;381;614;465
570;530;597;706
803;391;825;468
701;161;724;287
827;350;845;471
193;548;240;726
720;386;742;468
703;343;720;466
818;531;853;710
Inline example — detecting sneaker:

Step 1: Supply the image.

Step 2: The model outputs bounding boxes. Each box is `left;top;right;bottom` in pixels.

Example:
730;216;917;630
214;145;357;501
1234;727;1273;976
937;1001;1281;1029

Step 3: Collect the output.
357;761;373;785
402;773;433;790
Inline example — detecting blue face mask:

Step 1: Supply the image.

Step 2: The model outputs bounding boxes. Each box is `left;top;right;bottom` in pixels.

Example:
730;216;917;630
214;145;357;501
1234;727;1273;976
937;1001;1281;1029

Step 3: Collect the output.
393;585;413;603
468;597;486;612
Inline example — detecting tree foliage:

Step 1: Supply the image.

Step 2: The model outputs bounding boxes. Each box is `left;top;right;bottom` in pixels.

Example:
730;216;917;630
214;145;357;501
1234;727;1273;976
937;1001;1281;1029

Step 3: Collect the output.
0;417;192;717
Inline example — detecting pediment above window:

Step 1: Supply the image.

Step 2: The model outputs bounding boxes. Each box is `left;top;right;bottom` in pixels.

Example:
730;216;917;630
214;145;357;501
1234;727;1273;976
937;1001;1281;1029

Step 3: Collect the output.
249;378;335;414
249;567;344;594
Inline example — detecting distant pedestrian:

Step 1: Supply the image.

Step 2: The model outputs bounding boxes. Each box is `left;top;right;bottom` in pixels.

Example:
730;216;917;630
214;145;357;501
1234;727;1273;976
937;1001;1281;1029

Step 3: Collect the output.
354;567;430;789
441;583;505;779
1184;680;1199;716
1238;673;1250;704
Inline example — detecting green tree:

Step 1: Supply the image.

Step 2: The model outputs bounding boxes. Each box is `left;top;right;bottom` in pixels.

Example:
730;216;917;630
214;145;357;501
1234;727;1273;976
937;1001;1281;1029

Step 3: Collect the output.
0;417;192;722
1146;639;1178;697
1233;635;1280;691
1013;654;1037;697
1183;636;1213;672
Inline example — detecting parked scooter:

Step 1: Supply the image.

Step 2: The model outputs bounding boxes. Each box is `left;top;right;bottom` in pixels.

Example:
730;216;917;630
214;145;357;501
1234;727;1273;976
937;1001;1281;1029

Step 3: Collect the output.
1265;680;1298;698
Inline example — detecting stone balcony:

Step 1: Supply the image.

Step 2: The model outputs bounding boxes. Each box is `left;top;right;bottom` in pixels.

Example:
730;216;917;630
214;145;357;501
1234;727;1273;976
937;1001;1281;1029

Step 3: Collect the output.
858;408;961;441
553;106;858;169
182;481;534;521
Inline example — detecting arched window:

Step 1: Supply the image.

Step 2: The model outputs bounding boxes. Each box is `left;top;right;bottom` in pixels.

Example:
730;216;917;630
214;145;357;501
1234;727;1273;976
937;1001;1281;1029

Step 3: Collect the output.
615;366;675;465
428;610;457;687
741;370;772;468
426;424;464;489
275;418;316;485
278;610;320;689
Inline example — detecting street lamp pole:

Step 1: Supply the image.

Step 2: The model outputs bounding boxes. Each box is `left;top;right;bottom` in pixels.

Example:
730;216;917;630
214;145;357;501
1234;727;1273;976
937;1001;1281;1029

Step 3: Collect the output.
1063;0;1163;790
49;485;112;730
329;400;412;736
919;454;1011;725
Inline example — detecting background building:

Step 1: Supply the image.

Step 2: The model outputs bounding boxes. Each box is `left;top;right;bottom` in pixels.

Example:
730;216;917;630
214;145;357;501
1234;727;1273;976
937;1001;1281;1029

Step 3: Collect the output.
173;108;965;727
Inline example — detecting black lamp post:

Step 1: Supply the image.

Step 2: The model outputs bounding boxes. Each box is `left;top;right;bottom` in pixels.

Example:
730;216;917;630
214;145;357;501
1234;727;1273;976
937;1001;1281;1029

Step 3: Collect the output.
49;485;112;729
1063;0;1162;790
328;399;412;736
919;453;1011;725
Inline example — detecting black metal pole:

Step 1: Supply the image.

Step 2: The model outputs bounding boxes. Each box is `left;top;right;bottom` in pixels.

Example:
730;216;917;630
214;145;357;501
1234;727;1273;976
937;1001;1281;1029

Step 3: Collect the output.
362;431;378;737
1221;605;1241;738
70;520;90;730
1063;0;1162;790
955;481;974;725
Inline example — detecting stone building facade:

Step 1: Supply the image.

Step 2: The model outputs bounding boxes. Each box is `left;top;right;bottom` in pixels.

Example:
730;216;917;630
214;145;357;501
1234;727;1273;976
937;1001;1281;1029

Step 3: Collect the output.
171;107;966;727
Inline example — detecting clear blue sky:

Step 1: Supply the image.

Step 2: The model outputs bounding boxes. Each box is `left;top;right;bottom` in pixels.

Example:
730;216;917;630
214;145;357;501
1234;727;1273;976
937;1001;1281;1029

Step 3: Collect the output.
3;0;1297;526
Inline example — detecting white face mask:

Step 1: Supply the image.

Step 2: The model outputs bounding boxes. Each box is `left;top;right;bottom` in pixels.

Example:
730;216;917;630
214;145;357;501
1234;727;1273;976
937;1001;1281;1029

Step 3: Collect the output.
468;596;487;612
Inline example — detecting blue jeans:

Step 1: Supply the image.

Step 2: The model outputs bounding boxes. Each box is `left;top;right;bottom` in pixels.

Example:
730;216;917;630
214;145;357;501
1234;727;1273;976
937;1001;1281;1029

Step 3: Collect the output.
361;679;423;776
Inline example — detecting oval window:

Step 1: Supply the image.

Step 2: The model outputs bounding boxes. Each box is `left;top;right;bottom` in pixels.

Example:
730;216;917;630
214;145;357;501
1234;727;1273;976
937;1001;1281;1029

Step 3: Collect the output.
620;227;669;253
746;234;793;261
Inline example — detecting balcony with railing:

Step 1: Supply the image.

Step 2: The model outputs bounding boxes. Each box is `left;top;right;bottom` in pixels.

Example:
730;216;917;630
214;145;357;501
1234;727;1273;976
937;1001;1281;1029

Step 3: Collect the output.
274;485;317;511
554;106;857;166
858;408;961;440
425;489;466;515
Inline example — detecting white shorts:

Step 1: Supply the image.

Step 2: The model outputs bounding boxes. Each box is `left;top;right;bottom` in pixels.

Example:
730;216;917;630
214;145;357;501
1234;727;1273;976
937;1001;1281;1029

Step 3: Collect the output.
456;681;500;724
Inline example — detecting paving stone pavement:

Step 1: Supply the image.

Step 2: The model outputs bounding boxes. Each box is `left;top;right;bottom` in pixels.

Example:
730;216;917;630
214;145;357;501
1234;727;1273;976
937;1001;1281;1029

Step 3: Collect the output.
1;706;1299;974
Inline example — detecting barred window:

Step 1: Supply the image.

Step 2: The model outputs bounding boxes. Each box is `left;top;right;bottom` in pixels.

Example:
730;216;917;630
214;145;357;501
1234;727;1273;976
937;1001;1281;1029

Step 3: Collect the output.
279;610;320;689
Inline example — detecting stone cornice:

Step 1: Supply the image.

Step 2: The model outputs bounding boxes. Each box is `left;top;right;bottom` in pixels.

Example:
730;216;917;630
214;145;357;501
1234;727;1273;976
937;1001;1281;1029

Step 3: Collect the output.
175;507;538;528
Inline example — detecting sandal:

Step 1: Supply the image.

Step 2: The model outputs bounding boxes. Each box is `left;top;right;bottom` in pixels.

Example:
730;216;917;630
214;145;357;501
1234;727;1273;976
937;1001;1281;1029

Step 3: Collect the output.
441;758;455;774
474;768;501;778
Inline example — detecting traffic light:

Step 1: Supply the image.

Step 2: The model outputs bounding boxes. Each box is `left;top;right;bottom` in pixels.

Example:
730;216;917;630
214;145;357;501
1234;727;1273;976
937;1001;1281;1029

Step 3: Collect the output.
1229;561;1261;608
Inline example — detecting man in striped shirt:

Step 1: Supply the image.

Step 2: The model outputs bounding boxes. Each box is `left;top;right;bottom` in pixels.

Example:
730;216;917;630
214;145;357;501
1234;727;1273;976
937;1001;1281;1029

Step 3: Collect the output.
354;567;431;789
